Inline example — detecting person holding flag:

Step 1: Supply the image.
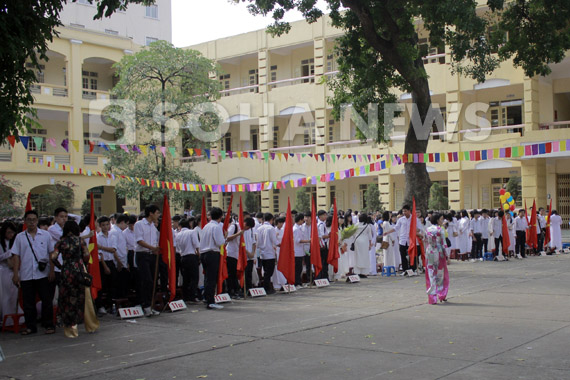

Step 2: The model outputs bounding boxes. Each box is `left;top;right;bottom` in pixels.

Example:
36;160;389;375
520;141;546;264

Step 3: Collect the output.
277;199;295;287
293;213;310;286
199;207;225;310
159;195;177;305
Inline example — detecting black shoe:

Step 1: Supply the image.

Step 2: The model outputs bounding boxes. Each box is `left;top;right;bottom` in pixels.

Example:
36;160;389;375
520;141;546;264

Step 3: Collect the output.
358;274;368;279
266;289;276;295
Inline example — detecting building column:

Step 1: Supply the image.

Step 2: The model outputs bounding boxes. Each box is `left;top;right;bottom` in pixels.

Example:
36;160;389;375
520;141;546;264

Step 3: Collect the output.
261;188;273;213
448;162;463;210
317;183;328;211
524;77;540;134
522;158;547;207
69;39;84;168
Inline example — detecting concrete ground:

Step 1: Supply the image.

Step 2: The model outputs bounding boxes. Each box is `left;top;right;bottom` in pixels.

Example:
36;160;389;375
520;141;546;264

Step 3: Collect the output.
2;254;570;380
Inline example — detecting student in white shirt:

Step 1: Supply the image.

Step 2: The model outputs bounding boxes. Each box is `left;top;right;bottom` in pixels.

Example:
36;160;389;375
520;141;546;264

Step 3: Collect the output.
481;209;491;256
395;205;413;273
514;209;529;259
96;216;118;315
225;216;244;299
134;205;161;317
243;217;257;290
471;210;483;259
11;210;56;335
110;214;130;300
293;213;310;286
172;215;182;289
176;218;200;302
302;212;313;283
256;213;278;294
199;207;226;309
47;207;67;301
316;210;329;280
537;207;546;253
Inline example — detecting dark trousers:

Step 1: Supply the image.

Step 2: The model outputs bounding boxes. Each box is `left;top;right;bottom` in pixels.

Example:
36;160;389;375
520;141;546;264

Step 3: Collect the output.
245;260;254;290
136;252;156;309
21;277;54;331
180;254;199;301
399;244;410;271
226;256;240;296
317;247;329;279
473;233;482;258
104;260;119;299
294;256;304;286
516;230;526;257
158;256;168;293
537;232;544;252
48;271;61;305
304;254;312;282
201;251;220;305
175;252;181;288
261;258;276;291
116;267;130;299
482;238;489;254
494;236;502;256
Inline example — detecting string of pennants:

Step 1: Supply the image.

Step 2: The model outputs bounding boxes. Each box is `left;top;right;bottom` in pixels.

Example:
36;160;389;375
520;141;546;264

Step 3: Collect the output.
26;139;569;193
6;135;382;163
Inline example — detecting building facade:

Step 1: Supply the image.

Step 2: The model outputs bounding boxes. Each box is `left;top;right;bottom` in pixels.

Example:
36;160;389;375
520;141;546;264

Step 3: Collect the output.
2;3;569;225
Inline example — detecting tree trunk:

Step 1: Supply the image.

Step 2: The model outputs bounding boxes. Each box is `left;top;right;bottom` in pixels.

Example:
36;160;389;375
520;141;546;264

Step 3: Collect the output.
402;75;432;216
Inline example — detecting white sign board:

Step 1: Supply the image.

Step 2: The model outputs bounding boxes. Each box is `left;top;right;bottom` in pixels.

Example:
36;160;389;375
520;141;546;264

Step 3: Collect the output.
348;275;360;283
282;284;297;292
215;293;232;303
249;288;267;297
168;300;187;312
406;269;418;277
119;306;144;319
314;279;330;287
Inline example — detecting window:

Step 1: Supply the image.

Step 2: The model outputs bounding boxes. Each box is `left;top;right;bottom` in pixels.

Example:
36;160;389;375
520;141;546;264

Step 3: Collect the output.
328;119;335;142
329;185;336;204
301;59;314;83
223;133;231;152
272;125;279;149
303;122;316;145
248;69;259;93
82;71;98;99
145;5;158;19
145;37;158;46
269;65;277;89
326;54;336;73
487;100;523;135
359;184;368;209
273;189;280;213
26;63;45;84
105;29;118;35
219;74;230;96
251;129;259;150
419;38;445;64
28;129;47;152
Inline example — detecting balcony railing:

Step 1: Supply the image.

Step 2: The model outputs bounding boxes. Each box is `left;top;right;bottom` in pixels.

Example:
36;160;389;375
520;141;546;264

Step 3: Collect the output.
539;120;570;130
0;151;12;162
84;155;100;166
82;89;111;100
27;153;70;165
30;83;68;97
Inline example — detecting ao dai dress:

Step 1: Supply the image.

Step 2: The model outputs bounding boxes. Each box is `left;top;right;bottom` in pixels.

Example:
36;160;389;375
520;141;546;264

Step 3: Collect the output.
425;225;449;304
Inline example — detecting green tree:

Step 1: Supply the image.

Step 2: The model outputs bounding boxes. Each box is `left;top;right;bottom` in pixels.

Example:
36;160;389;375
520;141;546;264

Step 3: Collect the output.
364;183;382;212
243;0;570;215
295;188;311;213
35;181;76;216
428;183;449;211
104;41;221;208
0;175;26;219
245;192;260;214
506;175;522;206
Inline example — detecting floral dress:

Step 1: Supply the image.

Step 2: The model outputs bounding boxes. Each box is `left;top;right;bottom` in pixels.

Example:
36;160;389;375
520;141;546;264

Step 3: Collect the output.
55;236;86;327
425;225;449;304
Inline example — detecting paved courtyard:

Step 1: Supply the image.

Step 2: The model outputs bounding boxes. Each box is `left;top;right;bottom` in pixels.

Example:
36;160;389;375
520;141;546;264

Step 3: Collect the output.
2;254;570;380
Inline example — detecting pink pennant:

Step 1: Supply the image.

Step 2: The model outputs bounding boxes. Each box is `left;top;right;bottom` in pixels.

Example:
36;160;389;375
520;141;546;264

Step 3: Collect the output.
160;146;167;157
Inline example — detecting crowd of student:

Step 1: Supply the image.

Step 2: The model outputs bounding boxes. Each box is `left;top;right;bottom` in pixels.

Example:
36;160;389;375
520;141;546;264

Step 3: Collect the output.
0;202;566;336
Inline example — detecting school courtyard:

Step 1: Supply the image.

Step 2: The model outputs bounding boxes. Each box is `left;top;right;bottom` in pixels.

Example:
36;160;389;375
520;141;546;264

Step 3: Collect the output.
1;253;570;379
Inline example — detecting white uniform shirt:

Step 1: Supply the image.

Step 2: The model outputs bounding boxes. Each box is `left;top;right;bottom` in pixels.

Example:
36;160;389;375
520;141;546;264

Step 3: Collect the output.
481;217;490;239
176;228;200;256
256;222;277;259
123;228;136;251
225;223;240;259
243;228;255;261
110;225;128;267
47;223;64;272
199;220;225;253
317;220;328;247
11;230;54;281
515;216;528;231
134;218;159;252
395;215;411;246
293;224;305;257
301;223;311;253
471;217;483;234
492;217;503;239
97;231;117;262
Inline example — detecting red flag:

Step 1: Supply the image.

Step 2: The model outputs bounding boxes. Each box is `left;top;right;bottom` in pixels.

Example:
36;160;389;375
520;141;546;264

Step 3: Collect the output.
501;214;511;254
200;196;207;229
277;198;295;284
408;197;418;266
327;198;340;273
545;199;553;246
310;195;322;278
236;197;247;287
217;195;233;294
159;195;176;301
527;200;537;249
88;193;102;299
22;192;32;231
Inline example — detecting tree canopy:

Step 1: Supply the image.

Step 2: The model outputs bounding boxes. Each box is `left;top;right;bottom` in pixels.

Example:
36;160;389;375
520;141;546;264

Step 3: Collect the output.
243;0;570;213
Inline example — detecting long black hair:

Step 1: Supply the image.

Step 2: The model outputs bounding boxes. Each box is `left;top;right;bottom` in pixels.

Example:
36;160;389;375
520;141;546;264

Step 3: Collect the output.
62;220;80;238
0;221;18;251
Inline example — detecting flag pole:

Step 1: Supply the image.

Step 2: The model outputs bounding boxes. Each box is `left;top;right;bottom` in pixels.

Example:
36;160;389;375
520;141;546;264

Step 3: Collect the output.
150;252;160;313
